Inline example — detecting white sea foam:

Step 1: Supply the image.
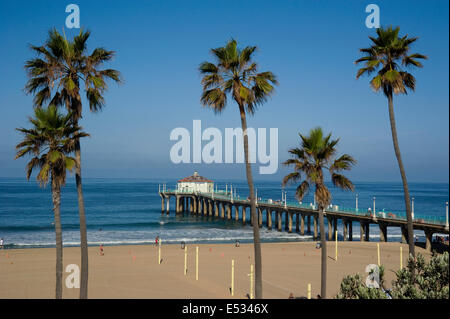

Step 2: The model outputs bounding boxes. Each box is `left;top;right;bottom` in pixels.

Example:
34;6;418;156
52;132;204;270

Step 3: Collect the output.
5;226;429;248
2;213;432;249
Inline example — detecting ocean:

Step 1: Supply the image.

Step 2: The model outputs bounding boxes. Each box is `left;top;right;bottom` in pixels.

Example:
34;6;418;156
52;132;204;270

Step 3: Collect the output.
0;178;448;249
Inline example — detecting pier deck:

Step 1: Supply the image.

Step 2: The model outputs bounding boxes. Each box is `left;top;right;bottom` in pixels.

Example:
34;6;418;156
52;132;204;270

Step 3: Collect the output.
159;189;449;251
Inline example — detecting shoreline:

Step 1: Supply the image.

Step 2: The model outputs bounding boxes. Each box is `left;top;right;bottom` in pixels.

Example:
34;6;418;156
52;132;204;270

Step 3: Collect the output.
1;241;444;299
1;232;442;250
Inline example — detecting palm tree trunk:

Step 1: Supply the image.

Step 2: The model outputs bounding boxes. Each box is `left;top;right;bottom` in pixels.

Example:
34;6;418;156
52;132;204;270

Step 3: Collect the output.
318;208;327;298
387;93;415;258
238;104;263;299
75;140;89;299
51;177;63;299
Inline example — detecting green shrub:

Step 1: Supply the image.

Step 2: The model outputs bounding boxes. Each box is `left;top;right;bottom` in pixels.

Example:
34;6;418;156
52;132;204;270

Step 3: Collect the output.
336;252;449;299
391;252;449;299
336;266;387;299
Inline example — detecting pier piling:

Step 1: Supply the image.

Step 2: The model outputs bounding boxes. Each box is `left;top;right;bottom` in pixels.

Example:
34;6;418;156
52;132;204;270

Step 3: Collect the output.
333;218;338;239
365;223;370;241
343;220;348;241
313;216;318;239
360;222;366;242
258;208;263;228
349;222;353;241
328;217;333;241
425;230;433;251
267;210;272;230
285;211;289;231
277;211;282;232
158;189;448;251
214;201;219;217
401;226;408;244
307;215;311;234
379;223;387;242
288;212;293;233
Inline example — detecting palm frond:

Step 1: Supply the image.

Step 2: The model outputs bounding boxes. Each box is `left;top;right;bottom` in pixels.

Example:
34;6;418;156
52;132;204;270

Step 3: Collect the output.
356;26;425;97
25;157;40;180
282;172;301;187
199;62;218;74
295;181;310;201
25;28;121;120
283;127;355;209
200;39;277;116
330;154;357;172
331;173;355;191
15;105;88;187
200;88;227;113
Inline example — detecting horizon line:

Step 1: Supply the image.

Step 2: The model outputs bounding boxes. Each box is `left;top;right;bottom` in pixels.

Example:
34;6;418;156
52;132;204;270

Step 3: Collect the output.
0;176;448;185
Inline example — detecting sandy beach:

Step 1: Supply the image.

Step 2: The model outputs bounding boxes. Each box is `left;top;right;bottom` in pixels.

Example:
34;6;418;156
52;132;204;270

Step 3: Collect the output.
0;241;437;299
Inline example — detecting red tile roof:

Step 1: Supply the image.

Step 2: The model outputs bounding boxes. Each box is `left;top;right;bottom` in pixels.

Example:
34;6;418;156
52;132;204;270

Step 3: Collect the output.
178;171;213;183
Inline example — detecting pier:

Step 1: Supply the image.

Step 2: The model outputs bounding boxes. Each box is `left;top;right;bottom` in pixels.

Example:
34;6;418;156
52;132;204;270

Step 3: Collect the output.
159;186;449;252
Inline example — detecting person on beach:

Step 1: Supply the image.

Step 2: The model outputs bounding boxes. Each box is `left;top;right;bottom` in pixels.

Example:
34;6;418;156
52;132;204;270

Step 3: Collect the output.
155;236;159;246
99;244;104;256
0;238;3;250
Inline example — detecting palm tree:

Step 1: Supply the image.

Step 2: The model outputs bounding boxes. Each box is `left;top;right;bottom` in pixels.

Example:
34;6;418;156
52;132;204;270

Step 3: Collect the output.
282;127;356;298
199;39;277;298
15;105;88;299
24;29;121;298
355;26;427;258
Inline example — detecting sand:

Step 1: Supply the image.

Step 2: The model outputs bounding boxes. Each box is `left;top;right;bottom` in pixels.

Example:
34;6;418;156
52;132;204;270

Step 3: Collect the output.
0;241;433;299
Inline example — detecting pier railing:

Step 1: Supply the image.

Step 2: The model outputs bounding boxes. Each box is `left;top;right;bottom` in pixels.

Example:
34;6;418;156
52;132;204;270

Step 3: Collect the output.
160;189;448;226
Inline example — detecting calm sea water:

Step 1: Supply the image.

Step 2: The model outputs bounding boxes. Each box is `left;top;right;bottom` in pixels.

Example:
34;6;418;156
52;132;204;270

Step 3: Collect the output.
0;178;448;249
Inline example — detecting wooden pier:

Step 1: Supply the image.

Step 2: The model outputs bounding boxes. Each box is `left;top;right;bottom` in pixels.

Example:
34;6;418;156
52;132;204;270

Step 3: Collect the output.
159;189;449;252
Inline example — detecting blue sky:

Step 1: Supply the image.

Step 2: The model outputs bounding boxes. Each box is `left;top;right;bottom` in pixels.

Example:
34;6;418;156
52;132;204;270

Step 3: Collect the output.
0;0;448;183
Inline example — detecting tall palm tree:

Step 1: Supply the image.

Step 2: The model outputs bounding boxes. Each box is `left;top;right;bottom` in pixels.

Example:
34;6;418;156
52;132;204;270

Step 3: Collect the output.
15;105;88;299
282;127;356;298
24;29;121;298
355;26;427;258
199;39;277;298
